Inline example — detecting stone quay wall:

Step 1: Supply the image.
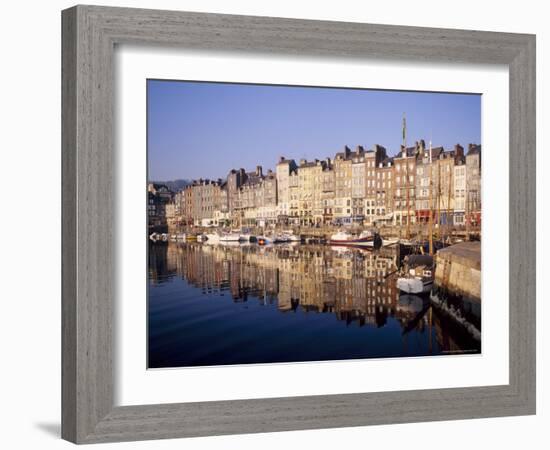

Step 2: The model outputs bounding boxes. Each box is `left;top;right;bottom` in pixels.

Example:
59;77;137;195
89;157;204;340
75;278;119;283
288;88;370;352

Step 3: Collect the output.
434;241;481;302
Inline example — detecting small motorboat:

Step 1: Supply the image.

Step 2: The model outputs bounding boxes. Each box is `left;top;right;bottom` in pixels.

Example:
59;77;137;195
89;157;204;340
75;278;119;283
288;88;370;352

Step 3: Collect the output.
272;233;295;243
204;233;221;244
396;254;434;295
329;230;377;247
219;233;243;242
282;230;300;242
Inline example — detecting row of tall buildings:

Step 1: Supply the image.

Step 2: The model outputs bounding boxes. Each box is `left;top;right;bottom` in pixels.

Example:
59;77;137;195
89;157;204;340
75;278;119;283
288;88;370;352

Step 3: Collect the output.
149;140;481;230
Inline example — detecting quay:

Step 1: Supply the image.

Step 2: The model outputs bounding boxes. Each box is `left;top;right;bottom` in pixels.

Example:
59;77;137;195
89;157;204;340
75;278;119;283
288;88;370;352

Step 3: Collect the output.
434;241;481;302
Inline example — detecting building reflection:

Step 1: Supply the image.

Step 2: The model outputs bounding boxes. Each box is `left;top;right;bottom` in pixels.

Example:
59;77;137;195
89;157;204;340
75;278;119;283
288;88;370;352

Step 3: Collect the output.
149;242;479;354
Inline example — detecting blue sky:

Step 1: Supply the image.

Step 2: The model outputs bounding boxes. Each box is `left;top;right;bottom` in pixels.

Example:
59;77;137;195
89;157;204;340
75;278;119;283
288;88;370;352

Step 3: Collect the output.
147;80;481;181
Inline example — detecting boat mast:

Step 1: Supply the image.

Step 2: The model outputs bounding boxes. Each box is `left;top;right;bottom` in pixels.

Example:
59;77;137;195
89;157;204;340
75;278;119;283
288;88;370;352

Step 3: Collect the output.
437;160;442;243
403;113;410;240
428;141;434;256
447;160;452;244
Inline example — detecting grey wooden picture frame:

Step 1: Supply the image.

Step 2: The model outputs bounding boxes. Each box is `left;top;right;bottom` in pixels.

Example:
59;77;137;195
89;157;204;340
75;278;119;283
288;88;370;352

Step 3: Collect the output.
61;4;536;444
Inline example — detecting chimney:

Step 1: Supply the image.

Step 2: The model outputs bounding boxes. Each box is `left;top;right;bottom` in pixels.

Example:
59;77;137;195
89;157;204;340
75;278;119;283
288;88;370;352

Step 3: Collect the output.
279;156;285;163
374;144;387;163
355;145;364;155
454;143;464;157
344;145;351;157
300;158;307;166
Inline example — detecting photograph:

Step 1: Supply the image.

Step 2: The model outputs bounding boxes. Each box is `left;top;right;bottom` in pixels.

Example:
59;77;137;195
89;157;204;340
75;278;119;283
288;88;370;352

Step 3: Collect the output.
146;79;482;368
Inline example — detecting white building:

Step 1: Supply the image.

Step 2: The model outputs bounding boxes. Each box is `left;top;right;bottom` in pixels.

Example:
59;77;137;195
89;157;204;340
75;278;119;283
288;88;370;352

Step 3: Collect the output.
453;160;467;226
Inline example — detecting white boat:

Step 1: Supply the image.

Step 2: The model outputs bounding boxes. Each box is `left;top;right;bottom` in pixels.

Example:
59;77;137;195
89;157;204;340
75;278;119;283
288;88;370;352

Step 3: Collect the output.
329;230;374;246
204;233;221;244
360;237;399;248
396;255;434;294
219;233;242;242
273;232;300;243
397;276;433;294
272;234;289;243
196;234;207;243
282;230;300;242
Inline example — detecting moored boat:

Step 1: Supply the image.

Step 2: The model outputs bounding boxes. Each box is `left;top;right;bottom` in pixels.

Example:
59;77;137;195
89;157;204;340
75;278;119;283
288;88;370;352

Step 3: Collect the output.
204;233;221;244
282;230;300;242
396;254;434;295
272;233;299;243
219;233;242;242
329;230;374;246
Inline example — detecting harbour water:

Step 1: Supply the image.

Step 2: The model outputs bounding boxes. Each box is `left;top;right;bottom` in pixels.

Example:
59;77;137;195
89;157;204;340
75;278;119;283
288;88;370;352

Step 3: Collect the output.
148;242;481;368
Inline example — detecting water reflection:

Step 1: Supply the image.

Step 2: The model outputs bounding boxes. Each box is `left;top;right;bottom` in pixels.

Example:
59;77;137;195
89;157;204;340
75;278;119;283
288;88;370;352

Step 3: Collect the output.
148;243;480;368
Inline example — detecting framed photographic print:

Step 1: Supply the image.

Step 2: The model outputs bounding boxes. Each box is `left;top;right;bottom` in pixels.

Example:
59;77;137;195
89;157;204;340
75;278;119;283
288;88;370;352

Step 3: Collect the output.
62;5;536;444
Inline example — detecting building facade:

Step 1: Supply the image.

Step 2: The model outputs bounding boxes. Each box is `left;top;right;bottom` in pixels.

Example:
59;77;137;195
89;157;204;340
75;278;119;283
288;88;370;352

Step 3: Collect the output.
453;156;467;226
393;145;417;227
466;144;482;227
275;157;297;224
333;146;353;224
153;142;481;231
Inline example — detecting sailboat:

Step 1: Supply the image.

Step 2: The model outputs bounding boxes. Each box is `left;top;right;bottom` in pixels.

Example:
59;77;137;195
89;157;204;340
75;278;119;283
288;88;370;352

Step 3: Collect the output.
397;140;436;295
396;254;434;294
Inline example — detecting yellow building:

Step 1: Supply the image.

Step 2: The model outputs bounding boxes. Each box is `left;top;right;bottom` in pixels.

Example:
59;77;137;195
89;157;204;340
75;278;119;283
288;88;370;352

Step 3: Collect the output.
297;159;323;226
